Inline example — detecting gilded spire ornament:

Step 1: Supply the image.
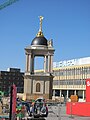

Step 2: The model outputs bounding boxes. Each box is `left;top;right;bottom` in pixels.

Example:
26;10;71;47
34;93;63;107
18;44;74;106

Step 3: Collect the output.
37;16;44;37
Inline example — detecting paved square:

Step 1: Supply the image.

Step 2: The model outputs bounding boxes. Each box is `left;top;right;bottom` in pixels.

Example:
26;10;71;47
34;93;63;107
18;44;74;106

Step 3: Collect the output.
46;104;90;120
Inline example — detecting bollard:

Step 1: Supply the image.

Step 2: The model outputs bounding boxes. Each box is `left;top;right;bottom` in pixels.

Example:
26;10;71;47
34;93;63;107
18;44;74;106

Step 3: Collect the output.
58;103;61;120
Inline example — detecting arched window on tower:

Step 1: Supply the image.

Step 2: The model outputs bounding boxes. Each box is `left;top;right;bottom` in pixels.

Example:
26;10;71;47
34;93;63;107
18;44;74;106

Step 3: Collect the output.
36;83;40;92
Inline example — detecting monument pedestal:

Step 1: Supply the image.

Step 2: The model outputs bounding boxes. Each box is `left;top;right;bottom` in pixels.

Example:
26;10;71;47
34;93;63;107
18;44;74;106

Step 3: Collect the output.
24;74;53;100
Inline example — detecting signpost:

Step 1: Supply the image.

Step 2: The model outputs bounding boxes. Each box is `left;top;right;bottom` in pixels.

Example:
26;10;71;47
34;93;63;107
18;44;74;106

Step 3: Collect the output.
9;84;17;120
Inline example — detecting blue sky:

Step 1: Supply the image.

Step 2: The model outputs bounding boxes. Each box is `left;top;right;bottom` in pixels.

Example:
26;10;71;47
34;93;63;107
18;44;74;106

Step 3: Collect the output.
0;0;90;71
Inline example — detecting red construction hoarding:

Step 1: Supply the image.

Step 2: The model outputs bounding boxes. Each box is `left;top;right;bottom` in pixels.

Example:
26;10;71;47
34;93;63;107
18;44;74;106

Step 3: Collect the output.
66;78;90;116
66;102;90;116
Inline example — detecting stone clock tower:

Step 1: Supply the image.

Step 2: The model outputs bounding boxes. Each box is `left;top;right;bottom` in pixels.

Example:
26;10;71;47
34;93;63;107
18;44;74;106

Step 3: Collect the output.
24;16;55;100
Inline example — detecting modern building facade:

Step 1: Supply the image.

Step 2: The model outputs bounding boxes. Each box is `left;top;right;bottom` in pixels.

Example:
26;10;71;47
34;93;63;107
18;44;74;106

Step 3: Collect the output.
35;57;90;101
0;68;24;96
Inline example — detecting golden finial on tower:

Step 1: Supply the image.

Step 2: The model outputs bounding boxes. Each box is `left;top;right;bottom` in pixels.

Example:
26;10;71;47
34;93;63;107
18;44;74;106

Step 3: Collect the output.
39;16;44;32
36;16;44;37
